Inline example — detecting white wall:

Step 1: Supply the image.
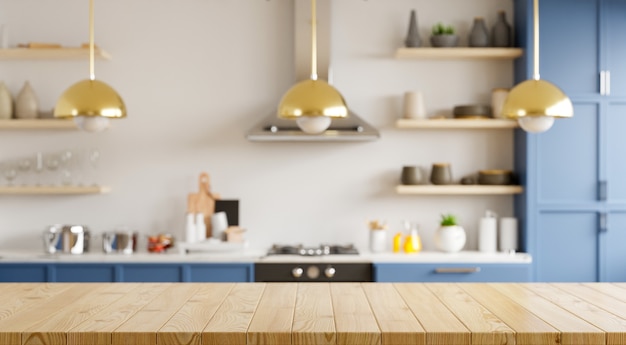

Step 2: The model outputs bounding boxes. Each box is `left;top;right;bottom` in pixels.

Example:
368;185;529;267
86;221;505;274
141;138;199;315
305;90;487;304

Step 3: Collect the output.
0;0;515;253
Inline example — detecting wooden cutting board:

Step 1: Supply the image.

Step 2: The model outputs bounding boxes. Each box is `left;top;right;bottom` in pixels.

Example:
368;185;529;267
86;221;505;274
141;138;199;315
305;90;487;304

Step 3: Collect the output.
187;172;220;239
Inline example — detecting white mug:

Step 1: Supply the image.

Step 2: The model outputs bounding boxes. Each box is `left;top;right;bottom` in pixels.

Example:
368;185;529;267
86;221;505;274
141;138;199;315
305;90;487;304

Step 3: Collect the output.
211;212;229;240
403;91;426;119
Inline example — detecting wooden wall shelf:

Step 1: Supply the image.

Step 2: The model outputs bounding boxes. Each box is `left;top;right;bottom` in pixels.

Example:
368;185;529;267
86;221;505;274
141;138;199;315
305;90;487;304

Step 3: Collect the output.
0;47;111;60
395;47;523;60
396;118;519;129
396;185;523;195
0;119;77;130
0;185;111;195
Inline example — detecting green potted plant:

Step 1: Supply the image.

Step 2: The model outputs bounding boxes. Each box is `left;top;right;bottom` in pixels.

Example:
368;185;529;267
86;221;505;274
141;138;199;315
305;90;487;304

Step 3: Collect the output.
434;213;466;252
430;22;459;47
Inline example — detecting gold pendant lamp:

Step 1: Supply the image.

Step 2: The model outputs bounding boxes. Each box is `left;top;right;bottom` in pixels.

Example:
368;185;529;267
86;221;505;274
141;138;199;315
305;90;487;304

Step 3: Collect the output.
277;0;348;134
502;0;573;133
54;0;126;133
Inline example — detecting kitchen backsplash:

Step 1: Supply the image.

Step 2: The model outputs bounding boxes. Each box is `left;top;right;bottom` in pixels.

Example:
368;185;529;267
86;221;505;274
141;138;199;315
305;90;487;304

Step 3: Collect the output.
0;0;515;253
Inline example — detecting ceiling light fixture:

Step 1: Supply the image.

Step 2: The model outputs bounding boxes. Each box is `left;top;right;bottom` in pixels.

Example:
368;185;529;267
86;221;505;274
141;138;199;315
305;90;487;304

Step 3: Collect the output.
502;0;573;133
277;0;348;134
54;0;126;133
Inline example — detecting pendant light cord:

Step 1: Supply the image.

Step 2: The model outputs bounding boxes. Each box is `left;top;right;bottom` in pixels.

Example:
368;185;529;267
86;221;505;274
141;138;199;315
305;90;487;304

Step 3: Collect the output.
89;0;95;81
533;0;540;80
310;0;318;81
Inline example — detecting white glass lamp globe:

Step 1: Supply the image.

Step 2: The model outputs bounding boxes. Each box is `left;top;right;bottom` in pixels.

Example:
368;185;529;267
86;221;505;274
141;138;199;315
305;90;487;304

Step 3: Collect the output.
296;116;332;134
518;116;555;133
74;116;111;133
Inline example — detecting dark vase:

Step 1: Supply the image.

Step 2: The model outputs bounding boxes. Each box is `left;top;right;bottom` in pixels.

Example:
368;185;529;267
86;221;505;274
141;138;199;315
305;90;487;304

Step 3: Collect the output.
404;10;421;48
492;11;512;47
469;17;489;47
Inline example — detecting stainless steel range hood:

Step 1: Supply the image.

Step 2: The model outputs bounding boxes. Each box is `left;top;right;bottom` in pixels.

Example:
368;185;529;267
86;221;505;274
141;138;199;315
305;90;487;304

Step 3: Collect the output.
246;0;380;142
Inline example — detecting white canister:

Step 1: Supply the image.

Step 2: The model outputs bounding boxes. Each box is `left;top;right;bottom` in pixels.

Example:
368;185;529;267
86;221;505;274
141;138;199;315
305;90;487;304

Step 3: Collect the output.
491;88;509;118
369;229;387;253
478;210;497;253
402;91;426;119
195;213;206;242
184;213;197;244
211;212;229;240
499;217;518;253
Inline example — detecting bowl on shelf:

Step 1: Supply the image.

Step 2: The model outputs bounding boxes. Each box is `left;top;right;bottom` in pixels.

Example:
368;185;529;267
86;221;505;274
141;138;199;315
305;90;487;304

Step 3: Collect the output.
453;105;492;119
478;170;513;185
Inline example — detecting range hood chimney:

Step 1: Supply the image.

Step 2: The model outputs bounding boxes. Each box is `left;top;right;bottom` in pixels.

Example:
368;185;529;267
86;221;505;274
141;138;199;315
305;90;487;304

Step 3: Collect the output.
246;0;380;142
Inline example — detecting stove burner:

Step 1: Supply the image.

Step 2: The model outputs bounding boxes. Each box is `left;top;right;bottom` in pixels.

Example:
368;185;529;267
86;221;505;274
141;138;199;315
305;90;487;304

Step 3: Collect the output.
268;244;359;256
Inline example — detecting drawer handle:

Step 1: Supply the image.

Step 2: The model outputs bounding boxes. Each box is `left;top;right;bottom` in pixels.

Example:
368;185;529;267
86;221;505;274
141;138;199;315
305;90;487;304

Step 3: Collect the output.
435;267;481;274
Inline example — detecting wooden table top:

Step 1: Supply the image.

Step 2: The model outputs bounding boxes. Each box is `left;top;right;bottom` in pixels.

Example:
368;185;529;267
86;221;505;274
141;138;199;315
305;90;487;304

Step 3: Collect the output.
0;283;625;345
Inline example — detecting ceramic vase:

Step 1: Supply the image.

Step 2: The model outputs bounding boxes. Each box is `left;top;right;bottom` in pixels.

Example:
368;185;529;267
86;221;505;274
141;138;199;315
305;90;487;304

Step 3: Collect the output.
404;10;421;48
0;81;13;119
430;34;458;47
491;11;512;47
434;225;466;253
15;81;39;119
469;17;489;47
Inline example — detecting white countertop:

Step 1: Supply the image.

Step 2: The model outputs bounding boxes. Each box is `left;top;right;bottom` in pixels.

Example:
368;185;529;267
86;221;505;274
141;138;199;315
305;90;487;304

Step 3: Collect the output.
0;250;531;264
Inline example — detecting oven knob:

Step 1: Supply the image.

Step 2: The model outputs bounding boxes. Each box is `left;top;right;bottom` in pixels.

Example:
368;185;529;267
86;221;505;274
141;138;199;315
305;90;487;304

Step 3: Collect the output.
324;266;336;278
292;267;304;278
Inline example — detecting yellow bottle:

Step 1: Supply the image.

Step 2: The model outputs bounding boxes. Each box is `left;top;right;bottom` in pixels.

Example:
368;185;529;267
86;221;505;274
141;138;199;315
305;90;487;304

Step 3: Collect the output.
393;232;403;253
403;228;422;253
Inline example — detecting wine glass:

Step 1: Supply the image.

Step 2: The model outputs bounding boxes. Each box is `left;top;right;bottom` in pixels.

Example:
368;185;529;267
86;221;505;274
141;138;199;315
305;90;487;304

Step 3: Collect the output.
33;152;44;186
17;156;33;185
44;152;60;186
87;148;100;186
58;149;74;186
2;160;18;186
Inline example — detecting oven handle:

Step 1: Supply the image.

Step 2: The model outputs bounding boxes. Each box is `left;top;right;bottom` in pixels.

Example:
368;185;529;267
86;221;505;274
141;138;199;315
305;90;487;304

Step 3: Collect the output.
434;267;481;274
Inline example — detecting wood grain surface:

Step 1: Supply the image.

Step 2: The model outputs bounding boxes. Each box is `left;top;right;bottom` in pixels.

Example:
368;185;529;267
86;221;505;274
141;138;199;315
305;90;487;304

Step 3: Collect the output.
1;283;626;345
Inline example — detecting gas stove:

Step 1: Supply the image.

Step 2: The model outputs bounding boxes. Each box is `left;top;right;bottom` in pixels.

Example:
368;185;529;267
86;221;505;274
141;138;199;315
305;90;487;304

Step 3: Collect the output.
266;243;359;256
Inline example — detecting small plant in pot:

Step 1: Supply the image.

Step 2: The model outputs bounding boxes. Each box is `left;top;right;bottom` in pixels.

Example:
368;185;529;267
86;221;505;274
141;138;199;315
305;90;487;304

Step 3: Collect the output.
434;213;466;253
430;22;459;47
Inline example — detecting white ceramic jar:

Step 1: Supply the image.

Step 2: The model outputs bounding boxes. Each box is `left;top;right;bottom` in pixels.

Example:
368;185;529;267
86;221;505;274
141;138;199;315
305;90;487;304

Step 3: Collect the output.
434;225;466;253
369;229;387;253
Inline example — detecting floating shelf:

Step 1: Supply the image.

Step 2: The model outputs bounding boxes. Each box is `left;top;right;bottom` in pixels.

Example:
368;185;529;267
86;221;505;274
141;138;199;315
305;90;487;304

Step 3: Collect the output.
0;185;111;195
396;185;523;195
0;47;111;60
396;118;519;129
395;47;524;60
0;119;77;130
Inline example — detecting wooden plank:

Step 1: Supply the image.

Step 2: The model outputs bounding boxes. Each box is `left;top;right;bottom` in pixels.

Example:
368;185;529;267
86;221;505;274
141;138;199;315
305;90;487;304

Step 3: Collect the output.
68;283;169;345
550;284;626;345
426;283;514;345
459;283;560;345
22;283;137;345
248;283;298;345
395;47;523;60
0;284;98;345
583;283;626;303
362;283;425;345
111;284;200;345
396;118;518;129
292;283;335;345
0;119;76;129
0;47;111;60
203;283;266;345
491;283;605;345
330;283;381;345
394;283;470;345
0;185;110;195
0;284;73;322
157;283;234;345
395;185;523;195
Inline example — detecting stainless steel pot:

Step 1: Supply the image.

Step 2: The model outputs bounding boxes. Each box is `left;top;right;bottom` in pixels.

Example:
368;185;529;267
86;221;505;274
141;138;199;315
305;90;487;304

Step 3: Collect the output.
103;231;137;254
43;224;90;254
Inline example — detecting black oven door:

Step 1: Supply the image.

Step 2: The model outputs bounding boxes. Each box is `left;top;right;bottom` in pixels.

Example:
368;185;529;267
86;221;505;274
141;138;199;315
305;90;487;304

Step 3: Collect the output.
254;263;373;282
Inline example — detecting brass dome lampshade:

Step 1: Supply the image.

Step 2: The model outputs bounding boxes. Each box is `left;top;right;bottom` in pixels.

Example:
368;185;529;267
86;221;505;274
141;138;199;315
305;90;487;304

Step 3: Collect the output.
54;0;126;133
502;0;572;133
277;0;348;134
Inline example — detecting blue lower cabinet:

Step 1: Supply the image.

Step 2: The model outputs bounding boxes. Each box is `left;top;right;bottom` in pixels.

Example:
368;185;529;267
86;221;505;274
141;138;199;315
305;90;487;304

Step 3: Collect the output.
374;263;531;282
54;264;117;282
189;264;253;282
121;264;185;282
0;264;48;282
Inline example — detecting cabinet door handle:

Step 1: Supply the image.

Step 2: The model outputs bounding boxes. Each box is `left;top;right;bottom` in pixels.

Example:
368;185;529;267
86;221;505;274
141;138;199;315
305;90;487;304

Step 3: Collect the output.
598;180;607;201
599;212;608;233
600;71;606;95
434;267;481;274
606;71;611;96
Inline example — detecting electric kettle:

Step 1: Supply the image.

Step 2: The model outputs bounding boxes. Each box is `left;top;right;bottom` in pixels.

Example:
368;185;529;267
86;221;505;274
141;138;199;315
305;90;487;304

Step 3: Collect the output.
43;224;90;254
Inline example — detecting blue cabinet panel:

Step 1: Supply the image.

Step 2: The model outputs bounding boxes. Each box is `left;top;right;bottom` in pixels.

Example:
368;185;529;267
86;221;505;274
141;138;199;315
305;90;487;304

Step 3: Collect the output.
374;263;530;282
539;0;599;96
54;264;116;282
537;103;599;204
121;264;184;282
0;264;47;282
606;0;626;97
605;212;626;282
606;103;626;203
189;264;252;282
536;212;598;282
